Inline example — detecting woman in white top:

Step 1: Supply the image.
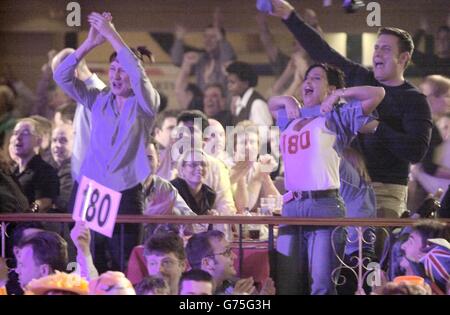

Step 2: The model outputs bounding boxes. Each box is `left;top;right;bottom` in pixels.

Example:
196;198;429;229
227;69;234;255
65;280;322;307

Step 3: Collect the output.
269;63;385;295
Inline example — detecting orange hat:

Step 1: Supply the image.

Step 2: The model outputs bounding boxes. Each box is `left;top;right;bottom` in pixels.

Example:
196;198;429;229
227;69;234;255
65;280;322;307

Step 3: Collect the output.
24;271;89;295
393;275;425;286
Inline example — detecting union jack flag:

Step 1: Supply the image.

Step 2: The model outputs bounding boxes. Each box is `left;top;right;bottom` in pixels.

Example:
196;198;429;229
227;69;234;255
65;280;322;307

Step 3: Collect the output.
421;244;450;294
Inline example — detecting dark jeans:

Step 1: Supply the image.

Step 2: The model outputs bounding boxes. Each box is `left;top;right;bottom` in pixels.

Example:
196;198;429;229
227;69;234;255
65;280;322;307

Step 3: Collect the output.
70;181;144;273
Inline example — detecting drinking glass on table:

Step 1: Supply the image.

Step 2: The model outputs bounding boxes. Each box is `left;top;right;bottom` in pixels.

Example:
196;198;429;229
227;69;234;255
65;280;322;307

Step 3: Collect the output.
260;196;276;216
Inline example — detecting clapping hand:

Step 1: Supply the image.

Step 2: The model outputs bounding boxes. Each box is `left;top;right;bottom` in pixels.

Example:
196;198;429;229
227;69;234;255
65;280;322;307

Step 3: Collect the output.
233;277;257;295
259;277;276;295
87;12;116;42
257;154;277;176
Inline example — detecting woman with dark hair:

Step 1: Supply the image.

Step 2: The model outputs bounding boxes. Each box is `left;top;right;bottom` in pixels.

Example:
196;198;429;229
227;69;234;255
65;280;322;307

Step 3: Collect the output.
269;63;385;295
53;12;160;271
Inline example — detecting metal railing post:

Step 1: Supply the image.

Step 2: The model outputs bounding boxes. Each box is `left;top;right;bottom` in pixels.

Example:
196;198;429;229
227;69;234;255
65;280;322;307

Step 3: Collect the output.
238;224;243;277
1;222;6;258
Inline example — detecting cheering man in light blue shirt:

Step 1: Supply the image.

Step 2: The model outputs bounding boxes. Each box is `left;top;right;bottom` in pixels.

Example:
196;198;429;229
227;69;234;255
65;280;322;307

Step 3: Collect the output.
54;12;160;272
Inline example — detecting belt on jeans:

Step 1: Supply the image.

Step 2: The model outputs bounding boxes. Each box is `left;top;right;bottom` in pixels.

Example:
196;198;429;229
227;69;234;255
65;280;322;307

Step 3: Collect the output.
292;189;339;200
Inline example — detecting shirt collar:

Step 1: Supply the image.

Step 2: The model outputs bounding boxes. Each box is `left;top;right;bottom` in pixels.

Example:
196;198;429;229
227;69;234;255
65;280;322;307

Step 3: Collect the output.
238;88;254;109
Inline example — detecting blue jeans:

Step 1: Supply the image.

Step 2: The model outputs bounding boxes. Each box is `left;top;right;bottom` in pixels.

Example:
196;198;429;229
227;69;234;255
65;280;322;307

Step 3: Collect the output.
276;196;346;295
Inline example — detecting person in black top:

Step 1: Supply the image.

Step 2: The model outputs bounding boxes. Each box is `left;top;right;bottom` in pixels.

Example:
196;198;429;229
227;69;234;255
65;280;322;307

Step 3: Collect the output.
48;123;74;212
226;61;273;127
171;148;216;218
10;118;59;212
270;0;432;219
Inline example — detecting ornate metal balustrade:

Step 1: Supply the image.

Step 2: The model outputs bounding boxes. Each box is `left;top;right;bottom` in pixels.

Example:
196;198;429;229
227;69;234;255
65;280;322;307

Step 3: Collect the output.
2;214;449;292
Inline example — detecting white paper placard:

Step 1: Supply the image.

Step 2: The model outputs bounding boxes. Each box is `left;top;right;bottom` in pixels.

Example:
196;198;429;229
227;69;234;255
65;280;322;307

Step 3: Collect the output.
72;176;122;238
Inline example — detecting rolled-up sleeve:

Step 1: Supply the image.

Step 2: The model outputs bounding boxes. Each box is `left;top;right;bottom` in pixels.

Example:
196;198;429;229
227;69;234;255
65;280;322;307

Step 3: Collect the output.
328;100;376;150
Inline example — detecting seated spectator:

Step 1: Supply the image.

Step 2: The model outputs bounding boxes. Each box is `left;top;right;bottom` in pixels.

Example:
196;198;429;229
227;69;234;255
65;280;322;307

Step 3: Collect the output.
49;123;73;212
226;61;272;126
185;230;275;295
400;220;450;294
89;271;135;295
204;118;232;164
143;137;195;216
416;238;450;295
24;271;88;295
173;110;237;237
179;269;214;295
142;137;198;238
15;230;68;290
409;75;450;209
10;118;59;212
229;120;280;214
134;276;170;295
170;8;236;92
2;223;43;295
171;149;217;218
203;84;232;128
143;232;187;295
153;110;180;180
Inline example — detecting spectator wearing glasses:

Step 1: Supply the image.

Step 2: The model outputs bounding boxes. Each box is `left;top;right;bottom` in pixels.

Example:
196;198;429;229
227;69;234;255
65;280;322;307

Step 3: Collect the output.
143;232;187;295
171;149;217;217
185;230;275;295
142;137;199;239
171;110;237;238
